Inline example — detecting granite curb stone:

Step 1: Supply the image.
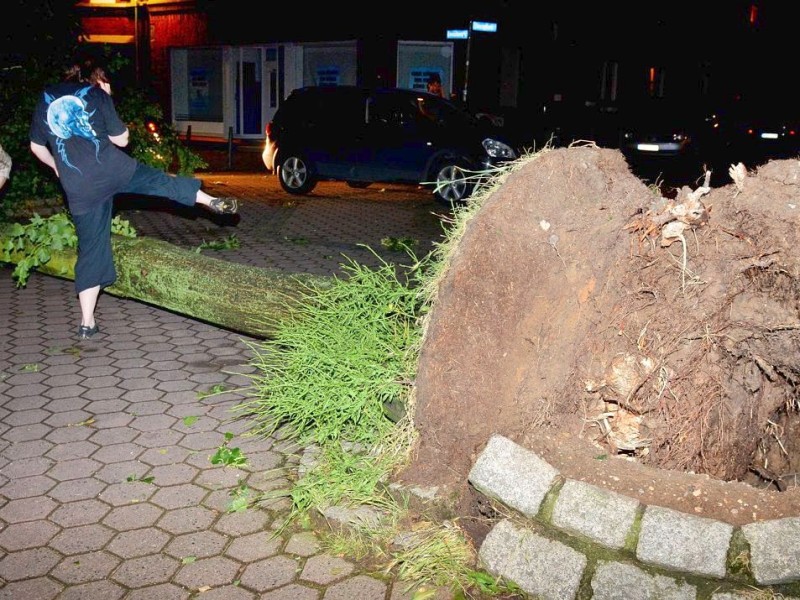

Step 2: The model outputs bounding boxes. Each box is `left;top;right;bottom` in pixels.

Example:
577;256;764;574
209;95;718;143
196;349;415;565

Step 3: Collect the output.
469;434;800;598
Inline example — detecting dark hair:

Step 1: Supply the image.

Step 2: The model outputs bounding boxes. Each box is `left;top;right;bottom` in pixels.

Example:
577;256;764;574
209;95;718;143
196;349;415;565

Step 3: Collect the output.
427;73;441;85
63;58;110;85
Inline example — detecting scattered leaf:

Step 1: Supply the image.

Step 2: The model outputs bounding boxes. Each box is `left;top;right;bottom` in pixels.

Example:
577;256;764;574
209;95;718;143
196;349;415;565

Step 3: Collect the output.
183;415;199;427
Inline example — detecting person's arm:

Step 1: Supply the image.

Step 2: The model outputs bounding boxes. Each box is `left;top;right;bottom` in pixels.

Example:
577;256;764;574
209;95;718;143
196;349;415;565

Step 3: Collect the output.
94;87;129;147
30;141;58;175
109;129;129;148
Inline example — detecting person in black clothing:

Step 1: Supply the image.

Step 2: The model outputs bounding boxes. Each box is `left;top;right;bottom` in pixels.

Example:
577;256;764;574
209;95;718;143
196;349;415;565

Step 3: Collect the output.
29;59;238;340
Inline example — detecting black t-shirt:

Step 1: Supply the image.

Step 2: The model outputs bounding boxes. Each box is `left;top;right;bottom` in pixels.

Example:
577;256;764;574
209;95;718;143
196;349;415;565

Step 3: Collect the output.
30;82;137;215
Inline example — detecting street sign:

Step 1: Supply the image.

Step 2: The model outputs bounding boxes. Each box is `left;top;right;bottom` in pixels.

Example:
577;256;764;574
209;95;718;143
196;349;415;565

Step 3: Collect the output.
471;21;498;32
447;29;469;39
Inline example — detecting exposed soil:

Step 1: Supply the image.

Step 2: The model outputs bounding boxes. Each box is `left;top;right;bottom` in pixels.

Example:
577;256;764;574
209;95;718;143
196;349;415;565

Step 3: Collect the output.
396;144;800;539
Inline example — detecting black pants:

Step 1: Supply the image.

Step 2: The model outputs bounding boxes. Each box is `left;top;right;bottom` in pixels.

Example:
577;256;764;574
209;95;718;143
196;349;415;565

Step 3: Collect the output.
71;163;202;294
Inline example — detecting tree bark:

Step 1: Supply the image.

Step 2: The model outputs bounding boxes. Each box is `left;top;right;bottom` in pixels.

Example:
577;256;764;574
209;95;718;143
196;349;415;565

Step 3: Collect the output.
1;232;330;339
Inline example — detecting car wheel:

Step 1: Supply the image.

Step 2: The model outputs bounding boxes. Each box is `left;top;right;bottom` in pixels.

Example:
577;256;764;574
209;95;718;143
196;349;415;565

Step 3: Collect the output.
433;162;472;205
278;154;317;195
346;181;371;189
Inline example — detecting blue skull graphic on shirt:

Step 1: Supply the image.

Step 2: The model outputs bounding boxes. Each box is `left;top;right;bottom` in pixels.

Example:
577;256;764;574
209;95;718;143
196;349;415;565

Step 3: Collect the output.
43;86;101;172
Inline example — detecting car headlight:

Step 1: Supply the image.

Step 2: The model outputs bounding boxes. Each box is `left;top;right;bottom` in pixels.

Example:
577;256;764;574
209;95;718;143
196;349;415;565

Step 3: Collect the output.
483;138;516;159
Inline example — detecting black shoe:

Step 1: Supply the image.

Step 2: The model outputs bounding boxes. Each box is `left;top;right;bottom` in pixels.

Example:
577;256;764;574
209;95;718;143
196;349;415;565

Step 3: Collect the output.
207;197;238;214
77;324;100;339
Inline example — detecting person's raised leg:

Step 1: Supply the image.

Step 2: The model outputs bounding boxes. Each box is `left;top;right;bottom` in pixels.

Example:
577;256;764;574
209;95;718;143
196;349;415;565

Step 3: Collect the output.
123;163;237;214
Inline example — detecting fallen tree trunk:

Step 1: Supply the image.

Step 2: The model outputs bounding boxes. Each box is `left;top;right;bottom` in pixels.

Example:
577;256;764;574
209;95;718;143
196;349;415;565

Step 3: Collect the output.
1;231;330;339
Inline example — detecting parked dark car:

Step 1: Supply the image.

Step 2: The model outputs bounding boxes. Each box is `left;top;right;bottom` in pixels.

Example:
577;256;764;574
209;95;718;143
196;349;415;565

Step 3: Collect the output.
617;99;704;161
262;86;517;204
719;96;800;169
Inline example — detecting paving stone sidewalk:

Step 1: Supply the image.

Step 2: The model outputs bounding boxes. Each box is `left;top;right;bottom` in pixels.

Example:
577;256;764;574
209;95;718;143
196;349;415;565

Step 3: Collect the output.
0;172;456;599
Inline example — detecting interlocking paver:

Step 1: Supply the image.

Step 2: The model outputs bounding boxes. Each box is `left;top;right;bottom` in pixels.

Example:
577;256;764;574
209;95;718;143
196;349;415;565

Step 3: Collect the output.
89;426;138;444
55;580;126;600
3;408;51;427
125;583;190;600
0;576;63;600
164;530;227;559
285;532;322;557
181;431;227;451
0;520;60;550
225;530;283;562
98;480;156;505
150;483;207;509
300;554;356;585
157;380;197;393
94;460;149;484
196;465;248;489
4;423;52;442
107;527;171;559
50;550;121;584
45;410;94;428
0;495;57;522
173;555;241;589
129;414;177;431
50;499;112;527
239;555;302;592
45;440;99;461
157;505;218;535
49;524;114;555
47;457;103;481
45;425;93;444
0;547;62;580
324;574;388;600
111;554;181;588
103;502;164;531
260;583;321;600
50;477;108;503
0;474;56;498
0;455;54;477
135;429;184;448
92;442;144;463
148;463;198;486
214;509;270;536
42;398;89;414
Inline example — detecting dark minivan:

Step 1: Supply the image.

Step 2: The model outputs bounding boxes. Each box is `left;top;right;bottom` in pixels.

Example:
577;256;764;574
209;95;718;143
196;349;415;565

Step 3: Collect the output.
262;86;517;204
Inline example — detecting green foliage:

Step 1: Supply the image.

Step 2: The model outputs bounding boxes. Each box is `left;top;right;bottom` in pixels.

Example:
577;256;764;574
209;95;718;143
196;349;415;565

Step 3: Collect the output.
386;522;475;587
240;251;425;447
381;236;418;253
226;483;253;513
283;442;400;524
195;234;240;252
116;91;207;176
210;432;248;468
1;211;136;287
197;383;229;399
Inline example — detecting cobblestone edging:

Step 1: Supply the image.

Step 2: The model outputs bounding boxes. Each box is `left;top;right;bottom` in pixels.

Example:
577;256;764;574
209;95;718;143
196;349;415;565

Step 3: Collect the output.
468;434;800;599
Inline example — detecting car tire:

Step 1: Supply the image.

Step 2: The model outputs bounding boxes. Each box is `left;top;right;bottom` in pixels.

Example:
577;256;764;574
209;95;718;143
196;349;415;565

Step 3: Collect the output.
277;153;317;195
432;162;472;205
346;181;371;189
